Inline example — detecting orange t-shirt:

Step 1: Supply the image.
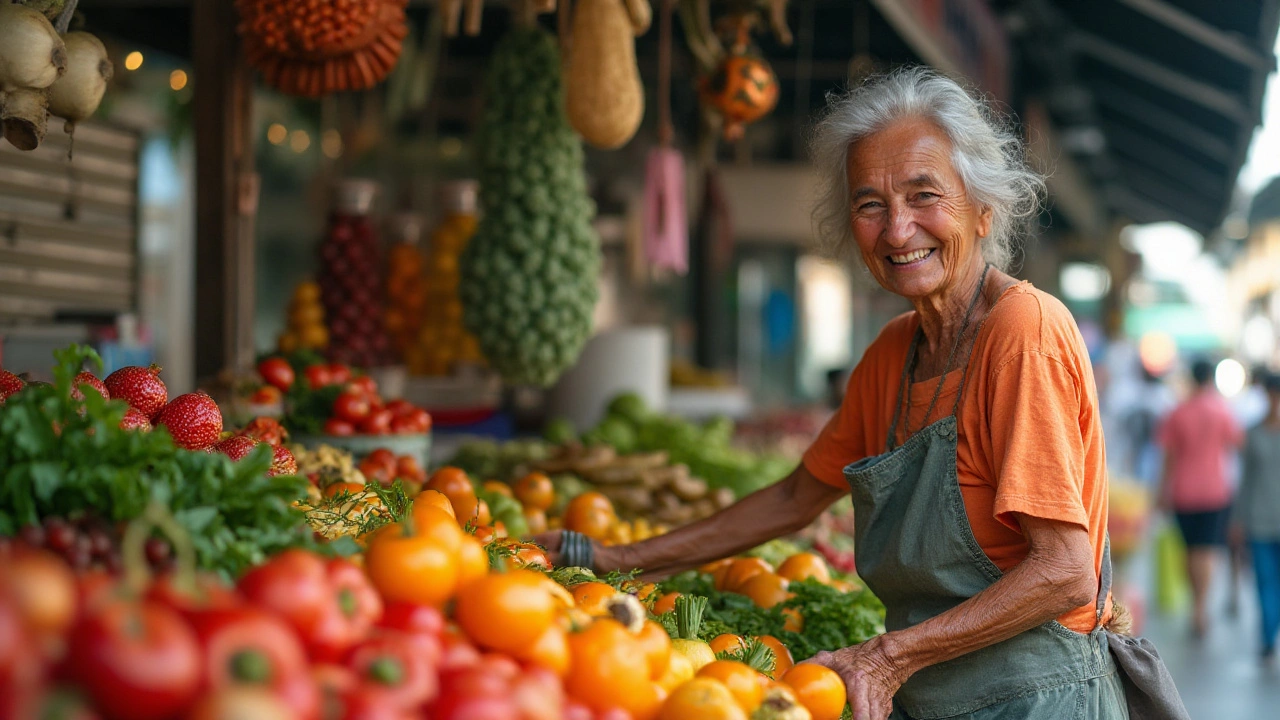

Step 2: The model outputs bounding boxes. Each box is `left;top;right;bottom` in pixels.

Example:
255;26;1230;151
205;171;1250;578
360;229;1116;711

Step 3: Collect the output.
803;283;1111;633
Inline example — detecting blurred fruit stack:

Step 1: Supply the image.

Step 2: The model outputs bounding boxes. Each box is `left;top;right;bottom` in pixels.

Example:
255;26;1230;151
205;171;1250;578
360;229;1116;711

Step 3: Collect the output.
278;281;329;354
382;213;428;358
407;181;484;376
317;179;392;368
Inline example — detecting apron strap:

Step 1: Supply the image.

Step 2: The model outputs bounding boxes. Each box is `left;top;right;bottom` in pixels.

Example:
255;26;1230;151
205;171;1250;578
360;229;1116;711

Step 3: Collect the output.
886;330;923;451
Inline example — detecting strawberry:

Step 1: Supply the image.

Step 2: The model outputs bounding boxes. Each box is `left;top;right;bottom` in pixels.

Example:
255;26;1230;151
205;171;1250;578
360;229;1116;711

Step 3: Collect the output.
70;372;109;402
0;370;24;403
119;408;153;432
240;417;288;447
104;365;168;420
268;445;298;477
155;392;223;450
213;435;261;462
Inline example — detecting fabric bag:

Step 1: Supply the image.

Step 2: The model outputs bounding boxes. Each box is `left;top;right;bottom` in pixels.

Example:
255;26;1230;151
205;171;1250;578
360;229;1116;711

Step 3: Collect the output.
1102;537;1191;720
1154;519;1188;614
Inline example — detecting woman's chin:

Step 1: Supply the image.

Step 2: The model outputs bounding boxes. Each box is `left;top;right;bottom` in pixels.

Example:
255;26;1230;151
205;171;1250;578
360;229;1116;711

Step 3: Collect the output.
874;262;945;300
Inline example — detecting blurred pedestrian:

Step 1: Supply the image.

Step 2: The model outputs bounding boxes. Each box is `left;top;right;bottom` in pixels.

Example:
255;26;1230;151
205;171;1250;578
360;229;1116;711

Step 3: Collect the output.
1226;364;1271;615
1234;372;1280;660
1158;358;1245;637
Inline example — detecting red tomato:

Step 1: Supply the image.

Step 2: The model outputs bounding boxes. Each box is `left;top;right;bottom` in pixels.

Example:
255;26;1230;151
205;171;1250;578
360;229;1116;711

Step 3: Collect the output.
324;418;356;437
389;416;418;435
145;572;241;615
257;358;296;392
65;599;202;720
238;551;383;663
304;365;334;389
433;665;519;720
251;386;282;404
407;409;432;433
333;391;372;423
346;375;378;398
328;364;353;385
365;448;397;469
394;455;426;483
383;399;414;418
348;633;439;709
378;602;444;638
359;409;393;436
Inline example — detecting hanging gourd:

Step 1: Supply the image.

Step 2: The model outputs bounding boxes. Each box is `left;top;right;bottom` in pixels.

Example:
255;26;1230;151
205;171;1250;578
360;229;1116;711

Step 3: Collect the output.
235;0;409;98
698;15;779;142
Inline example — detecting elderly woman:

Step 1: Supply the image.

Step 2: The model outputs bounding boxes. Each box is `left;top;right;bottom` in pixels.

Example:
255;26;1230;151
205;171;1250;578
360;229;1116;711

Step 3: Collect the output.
542;68;1127;719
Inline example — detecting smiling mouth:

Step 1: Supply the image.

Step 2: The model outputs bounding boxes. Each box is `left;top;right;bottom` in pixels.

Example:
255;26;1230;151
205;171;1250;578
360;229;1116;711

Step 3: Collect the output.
887;249;934;265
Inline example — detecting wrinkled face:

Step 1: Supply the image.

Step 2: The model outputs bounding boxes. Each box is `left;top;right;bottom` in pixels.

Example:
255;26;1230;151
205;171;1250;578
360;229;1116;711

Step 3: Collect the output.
846;117;992;300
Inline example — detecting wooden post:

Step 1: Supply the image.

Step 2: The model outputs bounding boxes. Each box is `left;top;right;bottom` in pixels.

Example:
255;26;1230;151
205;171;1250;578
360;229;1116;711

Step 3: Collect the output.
192;0;258;383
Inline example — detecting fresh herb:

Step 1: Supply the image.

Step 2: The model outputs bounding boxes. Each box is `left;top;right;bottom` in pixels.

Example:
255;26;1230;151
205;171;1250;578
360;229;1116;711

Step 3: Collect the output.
282;382;343;435
0;345;316;580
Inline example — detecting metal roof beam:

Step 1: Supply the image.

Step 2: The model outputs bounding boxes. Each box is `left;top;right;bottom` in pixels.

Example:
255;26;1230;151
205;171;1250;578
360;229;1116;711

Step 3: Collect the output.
1116;0;1274;71
1070;31;1254;123
1100;124;1225;190
1090;82;1236;163
1113;164;1221;221
1108;187;1209;233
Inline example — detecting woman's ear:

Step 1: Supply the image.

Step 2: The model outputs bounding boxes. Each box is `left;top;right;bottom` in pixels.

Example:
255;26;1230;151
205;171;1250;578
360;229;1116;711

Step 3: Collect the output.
976;205;993;239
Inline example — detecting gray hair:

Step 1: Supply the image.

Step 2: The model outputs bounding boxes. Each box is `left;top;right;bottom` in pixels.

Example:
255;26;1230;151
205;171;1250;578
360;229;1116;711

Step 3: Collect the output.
810;67;1046;271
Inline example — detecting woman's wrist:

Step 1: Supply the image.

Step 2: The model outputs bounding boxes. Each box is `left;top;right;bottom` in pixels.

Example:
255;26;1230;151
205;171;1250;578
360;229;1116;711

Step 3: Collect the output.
594;542;639;574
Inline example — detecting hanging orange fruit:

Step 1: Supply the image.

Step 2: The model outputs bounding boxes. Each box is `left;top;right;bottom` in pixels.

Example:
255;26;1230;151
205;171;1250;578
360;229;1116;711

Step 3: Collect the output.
699;17;780;141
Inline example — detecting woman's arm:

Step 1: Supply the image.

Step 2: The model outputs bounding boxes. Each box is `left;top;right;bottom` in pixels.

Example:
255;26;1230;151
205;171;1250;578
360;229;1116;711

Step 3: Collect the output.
544;464;848;578
813;514;1095;719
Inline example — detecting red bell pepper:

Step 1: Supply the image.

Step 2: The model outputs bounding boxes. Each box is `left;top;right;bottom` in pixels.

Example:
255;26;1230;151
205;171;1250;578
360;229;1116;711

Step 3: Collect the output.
347;632;439;709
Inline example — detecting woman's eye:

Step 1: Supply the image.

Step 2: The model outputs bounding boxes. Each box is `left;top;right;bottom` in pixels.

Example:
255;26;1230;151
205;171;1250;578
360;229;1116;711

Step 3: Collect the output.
855;201;883;211
914;192;938;201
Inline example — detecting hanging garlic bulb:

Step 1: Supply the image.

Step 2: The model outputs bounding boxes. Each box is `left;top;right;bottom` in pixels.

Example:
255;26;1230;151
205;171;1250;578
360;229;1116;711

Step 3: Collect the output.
47;32;113;138
0;4;67;150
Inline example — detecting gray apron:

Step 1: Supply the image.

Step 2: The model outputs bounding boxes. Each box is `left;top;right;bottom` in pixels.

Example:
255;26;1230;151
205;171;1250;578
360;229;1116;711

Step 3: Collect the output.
842;270;1129;720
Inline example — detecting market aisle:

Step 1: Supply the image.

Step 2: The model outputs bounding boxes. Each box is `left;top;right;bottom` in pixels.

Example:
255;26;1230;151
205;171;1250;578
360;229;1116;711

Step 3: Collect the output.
1123;536;1280;718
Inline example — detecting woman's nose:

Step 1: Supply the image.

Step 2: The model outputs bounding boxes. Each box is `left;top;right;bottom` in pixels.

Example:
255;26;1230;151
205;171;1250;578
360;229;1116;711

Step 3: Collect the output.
883;205;915;246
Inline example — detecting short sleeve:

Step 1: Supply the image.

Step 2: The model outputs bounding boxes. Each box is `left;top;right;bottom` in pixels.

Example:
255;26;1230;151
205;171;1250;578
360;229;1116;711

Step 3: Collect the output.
802;371;869;488
988;350;1091;532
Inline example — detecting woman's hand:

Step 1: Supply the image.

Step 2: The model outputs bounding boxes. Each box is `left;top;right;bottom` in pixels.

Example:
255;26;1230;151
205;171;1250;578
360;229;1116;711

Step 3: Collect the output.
809;635;908;720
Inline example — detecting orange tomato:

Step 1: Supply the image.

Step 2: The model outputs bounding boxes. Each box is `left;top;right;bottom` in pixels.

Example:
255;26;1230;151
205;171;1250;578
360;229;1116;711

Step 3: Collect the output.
523;507;548;534
514;472;555;511
719;557;773;593
565;619;652;716
413;489;456;520
658;678;747;720
709;634;746;655
776;552;832;584
624;581;658;604
470;524;500;545
570;582;617;615
636;620;673;681
513;543;551;571
426;467;477;516
482;480;513;498
697;661;766;712
513;624;570;677
408;503;465;552
782;664;847;720
563;492;616;541
699;558;733;575
454;569;556;654
755;636;794;679
364;522;459;608
738;573;791;609
782;607;804;633
652;592;681;615
454;535;489;589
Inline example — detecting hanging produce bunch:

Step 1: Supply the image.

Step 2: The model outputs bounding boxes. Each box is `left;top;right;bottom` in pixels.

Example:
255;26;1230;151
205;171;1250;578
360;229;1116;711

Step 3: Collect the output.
235;0;409;98
699;16;780;141
459;27;601;387
0;2;113;151
565;0;652;149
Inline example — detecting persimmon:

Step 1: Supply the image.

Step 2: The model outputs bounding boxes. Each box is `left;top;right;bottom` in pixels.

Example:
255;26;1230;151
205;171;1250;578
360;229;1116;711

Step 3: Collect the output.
738;573;791;609
782;664;847;720
570;582;617;615
776;552;832;585
658;678;746;720
565;620;652;716
652;592;682;615
718;557;773;593
563;492;616;541
426;467;477;517
514;472;555;511
636;620;673;680
413;489;456;520
755;636;794;679
408;503;465;551
697;660;766;712
709;634;746;655
454;535;489;589
455;569;556;654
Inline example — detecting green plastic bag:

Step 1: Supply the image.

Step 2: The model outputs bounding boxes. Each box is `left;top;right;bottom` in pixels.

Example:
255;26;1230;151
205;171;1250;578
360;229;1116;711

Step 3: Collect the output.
1155;519;1189;614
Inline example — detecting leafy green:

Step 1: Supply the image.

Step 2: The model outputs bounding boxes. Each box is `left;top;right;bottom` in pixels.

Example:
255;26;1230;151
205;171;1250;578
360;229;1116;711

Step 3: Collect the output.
282;382;343;435
0;345;316;579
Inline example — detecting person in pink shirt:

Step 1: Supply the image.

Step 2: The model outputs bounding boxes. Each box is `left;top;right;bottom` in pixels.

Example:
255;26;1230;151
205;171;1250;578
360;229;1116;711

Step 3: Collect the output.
1159;358;1245;637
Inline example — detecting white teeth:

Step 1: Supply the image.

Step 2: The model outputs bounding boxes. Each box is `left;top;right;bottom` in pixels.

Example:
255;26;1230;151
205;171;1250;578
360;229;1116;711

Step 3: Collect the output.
888;249;932;264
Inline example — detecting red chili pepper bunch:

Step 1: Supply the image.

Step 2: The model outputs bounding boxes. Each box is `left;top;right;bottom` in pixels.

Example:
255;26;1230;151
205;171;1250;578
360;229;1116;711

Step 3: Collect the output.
235;0;409;98
0;545;568;720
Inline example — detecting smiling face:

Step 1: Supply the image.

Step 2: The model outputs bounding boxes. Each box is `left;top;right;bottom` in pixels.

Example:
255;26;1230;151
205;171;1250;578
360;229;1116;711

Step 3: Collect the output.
846;117;992;301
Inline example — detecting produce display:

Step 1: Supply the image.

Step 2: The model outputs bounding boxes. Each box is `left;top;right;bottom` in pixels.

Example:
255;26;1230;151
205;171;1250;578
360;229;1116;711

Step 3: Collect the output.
384;214;429;358
0;344;882;719
318;180;394;369
460;27;602;387
236;0;409;97
264;355;433;437
407;181;486;377
278;281;330;355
